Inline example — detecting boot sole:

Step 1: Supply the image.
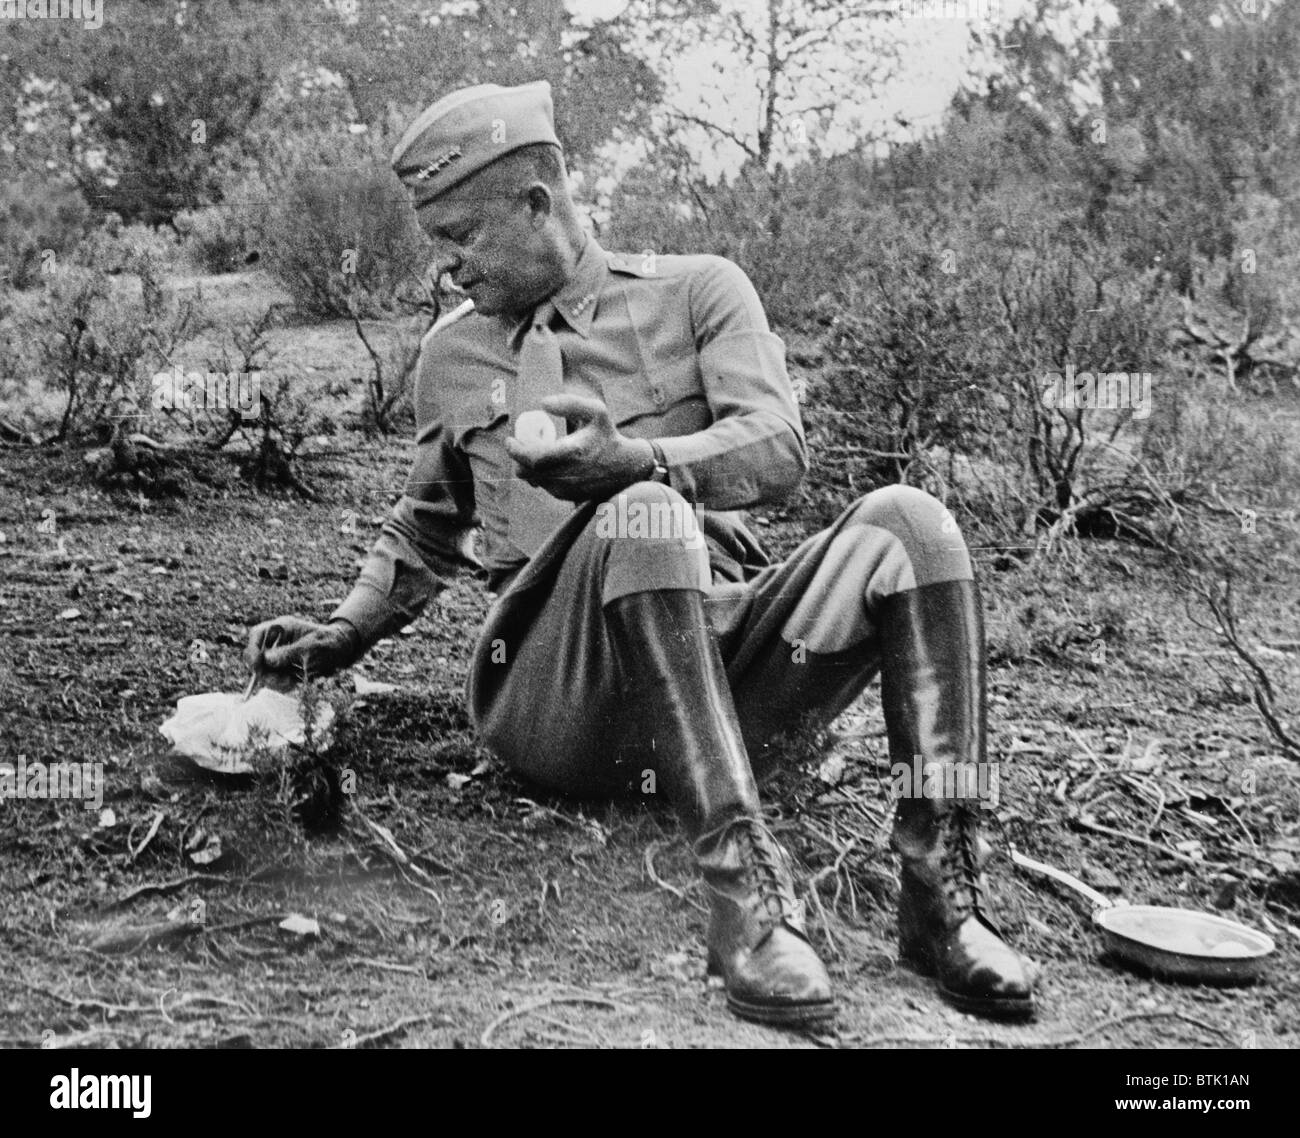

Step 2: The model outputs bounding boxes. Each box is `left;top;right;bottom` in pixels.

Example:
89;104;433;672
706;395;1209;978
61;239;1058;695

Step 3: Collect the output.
707;953;838;1030
901;947;1037;1022
937;984;1036;1022
726;991;838;1030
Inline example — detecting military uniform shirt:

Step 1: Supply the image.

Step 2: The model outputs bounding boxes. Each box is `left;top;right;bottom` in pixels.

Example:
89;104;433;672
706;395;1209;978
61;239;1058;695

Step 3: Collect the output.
330;234;807;639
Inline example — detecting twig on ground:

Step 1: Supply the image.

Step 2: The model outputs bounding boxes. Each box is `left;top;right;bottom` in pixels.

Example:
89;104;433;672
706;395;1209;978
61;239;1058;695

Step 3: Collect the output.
480;995;628;1048
809;837;860;890
37;1029;125;1049
90;920;205;955
533;1012;603;1047
337;1011;454;1049
104;874;226;910
8;980;145;1015
130;810;165;863
804;881;841;959
393;863;444;905
1072;817;1230;869
351;813;445;902
202;915;286;937
513;798;585;827
351;957;425;976
644;839;707;913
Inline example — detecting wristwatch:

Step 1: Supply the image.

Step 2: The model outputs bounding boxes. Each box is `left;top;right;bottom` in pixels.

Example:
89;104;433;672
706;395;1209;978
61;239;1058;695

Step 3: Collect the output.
646;440;670;484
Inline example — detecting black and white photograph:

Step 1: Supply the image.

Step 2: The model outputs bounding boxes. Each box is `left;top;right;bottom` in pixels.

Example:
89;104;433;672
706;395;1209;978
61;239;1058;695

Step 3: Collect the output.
0;0;1295;1092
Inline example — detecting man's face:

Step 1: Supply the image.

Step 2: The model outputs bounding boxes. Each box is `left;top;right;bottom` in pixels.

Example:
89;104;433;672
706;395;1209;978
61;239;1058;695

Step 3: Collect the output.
418;176;561;318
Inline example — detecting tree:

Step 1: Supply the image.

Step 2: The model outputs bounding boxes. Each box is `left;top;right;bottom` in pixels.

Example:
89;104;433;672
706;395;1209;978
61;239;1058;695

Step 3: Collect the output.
614;0;903;181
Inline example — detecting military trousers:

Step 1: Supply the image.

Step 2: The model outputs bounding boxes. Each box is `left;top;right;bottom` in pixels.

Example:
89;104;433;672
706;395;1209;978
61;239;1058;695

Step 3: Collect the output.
466;481;976;796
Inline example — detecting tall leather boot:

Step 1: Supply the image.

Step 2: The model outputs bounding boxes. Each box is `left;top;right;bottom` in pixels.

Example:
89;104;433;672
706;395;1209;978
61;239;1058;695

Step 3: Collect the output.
606;588;836;1029
879;579;1037;1020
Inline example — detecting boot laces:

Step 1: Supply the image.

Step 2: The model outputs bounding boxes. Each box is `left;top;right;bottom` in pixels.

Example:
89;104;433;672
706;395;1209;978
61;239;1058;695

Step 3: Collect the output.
734;818;798;923
939;808;986;919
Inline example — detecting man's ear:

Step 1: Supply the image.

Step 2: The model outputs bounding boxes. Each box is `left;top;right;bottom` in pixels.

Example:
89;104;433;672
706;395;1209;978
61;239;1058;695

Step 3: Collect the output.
525;182;554;225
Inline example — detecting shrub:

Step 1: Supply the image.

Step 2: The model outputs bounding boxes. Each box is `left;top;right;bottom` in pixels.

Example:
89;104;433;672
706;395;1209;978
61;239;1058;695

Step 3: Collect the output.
0;175;91;289
174;206;254;275
351;313;426;436
75;216;180;276
76;17;271;226
798;189;1178;543
26;258;198;444
606;155;878;331
196;307;349;499
259;152;430;319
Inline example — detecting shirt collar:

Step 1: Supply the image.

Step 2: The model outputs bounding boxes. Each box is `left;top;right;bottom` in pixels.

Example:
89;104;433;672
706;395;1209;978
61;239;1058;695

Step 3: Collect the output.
506;234;608;345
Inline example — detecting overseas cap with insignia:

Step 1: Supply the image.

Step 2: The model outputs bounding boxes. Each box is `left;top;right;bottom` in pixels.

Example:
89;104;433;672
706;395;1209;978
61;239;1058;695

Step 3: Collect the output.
391;80;561;209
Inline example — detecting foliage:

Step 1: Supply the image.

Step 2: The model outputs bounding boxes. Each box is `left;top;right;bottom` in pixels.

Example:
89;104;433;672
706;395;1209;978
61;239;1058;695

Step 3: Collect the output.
174;206;255;275
0;174;91;289
351;314;426;437
24;258;199;444
199;307;349;499
258;154;432;319
74;215;181;277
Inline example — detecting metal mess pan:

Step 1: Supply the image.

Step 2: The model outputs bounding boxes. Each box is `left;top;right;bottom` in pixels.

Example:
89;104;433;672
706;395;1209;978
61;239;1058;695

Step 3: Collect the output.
1011;849;1275;985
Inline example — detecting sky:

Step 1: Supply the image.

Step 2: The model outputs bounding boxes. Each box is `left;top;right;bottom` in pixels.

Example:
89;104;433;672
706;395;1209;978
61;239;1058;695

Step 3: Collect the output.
560;0;1118;185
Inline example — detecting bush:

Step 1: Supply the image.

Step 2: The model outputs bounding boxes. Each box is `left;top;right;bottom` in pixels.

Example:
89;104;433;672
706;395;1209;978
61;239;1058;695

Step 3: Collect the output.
765;186;1175;546
76;16;271;226
23;258;199;444
0;175;91;289
75;216;180;276
175;206;255;275
606;155;879;331
351;313;426;436
192;307;349;499
259;160;431;319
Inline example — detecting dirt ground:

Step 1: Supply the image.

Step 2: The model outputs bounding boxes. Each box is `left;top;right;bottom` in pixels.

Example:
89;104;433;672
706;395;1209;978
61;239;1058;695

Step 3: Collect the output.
1;275;1298;1051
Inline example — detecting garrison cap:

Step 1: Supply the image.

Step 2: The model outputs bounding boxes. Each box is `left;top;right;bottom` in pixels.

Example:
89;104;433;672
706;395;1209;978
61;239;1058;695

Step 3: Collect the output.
391;80;562;209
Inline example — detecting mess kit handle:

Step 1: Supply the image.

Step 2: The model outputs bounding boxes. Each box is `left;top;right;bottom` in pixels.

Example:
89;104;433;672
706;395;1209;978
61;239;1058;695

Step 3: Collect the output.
1010;848;1116;911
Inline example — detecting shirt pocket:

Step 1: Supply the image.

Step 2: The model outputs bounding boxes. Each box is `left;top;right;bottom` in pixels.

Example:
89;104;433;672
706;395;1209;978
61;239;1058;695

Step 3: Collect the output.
589;288;711;436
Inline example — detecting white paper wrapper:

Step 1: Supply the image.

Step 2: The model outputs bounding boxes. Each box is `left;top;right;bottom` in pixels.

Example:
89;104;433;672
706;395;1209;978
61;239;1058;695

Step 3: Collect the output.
158;688;336;774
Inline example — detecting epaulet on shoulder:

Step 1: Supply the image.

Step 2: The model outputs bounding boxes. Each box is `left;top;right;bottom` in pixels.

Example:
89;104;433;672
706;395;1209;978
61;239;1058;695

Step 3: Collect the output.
606;250;693;279
421;298;476;348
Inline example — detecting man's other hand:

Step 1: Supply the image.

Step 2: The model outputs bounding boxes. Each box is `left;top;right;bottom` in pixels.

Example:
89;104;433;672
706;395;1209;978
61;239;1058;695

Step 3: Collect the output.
504;394;654;502
243;615;363;685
